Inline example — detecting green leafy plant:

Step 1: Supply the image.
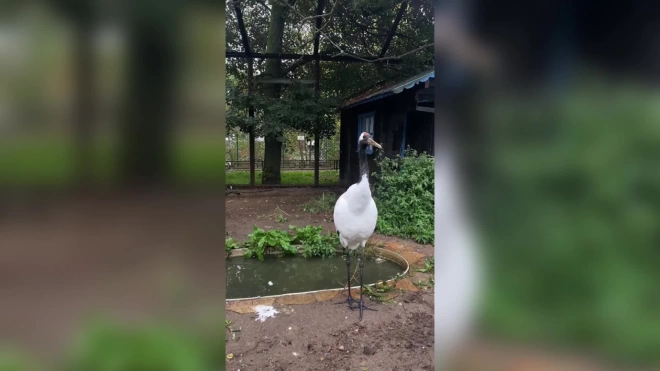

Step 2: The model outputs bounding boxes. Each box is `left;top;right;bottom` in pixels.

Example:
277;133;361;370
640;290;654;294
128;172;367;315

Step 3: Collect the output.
276;214;287;223
243;227;296;261
364;280;398;302
416;257;434;274
290;225;339;259
225;238;238;254
413;277;434;290
372;149;434;244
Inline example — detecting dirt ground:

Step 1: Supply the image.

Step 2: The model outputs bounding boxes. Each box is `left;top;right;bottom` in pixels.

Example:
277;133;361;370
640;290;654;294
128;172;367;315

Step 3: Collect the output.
225;291;435;371
225;187;341;240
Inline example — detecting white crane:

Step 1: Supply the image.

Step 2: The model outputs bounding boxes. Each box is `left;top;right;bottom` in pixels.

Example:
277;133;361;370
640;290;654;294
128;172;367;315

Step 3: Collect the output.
333;132;382;320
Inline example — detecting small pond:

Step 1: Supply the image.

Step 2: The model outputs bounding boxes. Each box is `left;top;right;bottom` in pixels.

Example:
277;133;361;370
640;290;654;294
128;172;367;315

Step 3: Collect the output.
226;254;404;299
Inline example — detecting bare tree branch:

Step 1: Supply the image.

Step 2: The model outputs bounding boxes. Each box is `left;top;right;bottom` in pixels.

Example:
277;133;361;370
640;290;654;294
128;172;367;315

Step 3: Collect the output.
331;42;433;63
253;0;271;12
281;56;310;76
301;0;339;23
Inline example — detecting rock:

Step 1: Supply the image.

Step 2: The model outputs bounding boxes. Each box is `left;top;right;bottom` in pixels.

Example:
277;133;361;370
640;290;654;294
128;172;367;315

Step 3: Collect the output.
338;345;345;350
363;345;376;355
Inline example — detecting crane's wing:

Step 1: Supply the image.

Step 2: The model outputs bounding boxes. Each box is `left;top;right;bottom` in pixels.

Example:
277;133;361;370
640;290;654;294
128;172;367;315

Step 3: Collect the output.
333;192;349;235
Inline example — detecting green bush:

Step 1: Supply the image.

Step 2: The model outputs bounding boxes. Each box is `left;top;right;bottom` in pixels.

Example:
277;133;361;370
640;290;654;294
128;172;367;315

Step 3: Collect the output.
243;227;296;261
290;225;340;259
478;83;660;366
0;349;39;371
372;148;434;244
62;321;218;371
239;225;340;260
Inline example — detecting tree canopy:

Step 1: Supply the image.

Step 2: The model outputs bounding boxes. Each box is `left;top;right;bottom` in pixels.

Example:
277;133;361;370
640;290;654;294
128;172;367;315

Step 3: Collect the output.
226;0;434;183
226;0;434;100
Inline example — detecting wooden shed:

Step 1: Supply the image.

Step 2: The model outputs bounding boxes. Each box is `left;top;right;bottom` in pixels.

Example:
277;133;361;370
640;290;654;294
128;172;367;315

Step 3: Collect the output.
338;70;435;186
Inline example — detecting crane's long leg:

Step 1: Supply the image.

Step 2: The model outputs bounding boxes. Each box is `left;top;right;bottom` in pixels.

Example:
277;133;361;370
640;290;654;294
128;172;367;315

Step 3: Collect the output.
358;246;378;321
335;247;355;308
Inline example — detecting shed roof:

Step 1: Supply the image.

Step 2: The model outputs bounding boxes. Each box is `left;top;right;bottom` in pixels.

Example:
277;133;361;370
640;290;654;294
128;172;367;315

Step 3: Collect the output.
341;69;434;110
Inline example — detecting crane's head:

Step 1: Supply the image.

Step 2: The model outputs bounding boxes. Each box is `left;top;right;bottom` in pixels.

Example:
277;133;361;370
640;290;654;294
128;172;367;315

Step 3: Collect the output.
358;132;382;150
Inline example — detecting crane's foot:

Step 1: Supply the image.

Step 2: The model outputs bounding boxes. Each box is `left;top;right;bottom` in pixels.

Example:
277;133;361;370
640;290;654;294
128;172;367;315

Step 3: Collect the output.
335;294;357;309
357;299;378;320
355;300;377;312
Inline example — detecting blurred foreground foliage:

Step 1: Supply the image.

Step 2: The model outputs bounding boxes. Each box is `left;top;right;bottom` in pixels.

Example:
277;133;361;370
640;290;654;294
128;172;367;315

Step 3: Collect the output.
62;320;225;371
0;320;225;371
478;81;660;366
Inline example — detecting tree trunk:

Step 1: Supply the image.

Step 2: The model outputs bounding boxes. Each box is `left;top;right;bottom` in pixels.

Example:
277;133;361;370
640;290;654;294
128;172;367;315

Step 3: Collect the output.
262;136;283;183
119;0;180;187
261;0;293;184
73;16;93;189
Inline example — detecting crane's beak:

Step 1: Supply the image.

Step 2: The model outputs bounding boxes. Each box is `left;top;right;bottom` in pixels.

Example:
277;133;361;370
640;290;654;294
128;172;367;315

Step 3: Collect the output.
367;138;382;149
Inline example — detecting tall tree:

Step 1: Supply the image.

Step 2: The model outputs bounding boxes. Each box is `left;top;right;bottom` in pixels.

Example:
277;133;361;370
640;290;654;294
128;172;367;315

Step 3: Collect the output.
119;0;182;186
261;0;294;184
51;0;95;188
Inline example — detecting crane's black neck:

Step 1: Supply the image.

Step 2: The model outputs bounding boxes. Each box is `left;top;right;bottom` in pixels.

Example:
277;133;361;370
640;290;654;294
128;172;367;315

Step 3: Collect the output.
358;144;369;181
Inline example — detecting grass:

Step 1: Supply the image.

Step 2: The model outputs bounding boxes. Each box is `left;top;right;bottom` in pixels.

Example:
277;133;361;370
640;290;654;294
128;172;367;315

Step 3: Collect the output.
226;170;338;185
0;135;338;187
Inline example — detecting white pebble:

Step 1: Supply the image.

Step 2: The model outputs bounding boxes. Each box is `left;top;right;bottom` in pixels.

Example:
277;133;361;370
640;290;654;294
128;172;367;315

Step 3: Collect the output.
288;327;292;330
268;281;273;286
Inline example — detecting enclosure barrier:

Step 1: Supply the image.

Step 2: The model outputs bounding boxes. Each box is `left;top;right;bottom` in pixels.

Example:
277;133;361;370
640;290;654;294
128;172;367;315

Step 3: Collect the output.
226;160;339;171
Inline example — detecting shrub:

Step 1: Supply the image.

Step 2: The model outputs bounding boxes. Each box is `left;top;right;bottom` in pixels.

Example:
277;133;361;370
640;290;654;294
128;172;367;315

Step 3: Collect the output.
290;225;340;259
239;225;340;260
372;148;434;244
0;349;39;371
243;227;296;261
477;83;660;365
62;321;215;371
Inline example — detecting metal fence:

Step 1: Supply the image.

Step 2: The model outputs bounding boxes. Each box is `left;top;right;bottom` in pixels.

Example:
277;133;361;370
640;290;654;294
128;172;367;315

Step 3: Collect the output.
225;160;339;171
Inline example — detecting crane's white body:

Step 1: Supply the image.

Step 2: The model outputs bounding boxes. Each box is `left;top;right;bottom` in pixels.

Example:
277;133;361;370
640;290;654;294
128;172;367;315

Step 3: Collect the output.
333;174;378;250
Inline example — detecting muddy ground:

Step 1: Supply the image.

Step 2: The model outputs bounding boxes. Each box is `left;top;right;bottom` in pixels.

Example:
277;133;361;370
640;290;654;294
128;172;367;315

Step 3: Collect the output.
225;291;435;371
225;187;340;240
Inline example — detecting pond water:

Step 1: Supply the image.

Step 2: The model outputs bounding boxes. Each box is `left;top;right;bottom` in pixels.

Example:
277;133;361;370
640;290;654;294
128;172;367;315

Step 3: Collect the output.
226;254;404;299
